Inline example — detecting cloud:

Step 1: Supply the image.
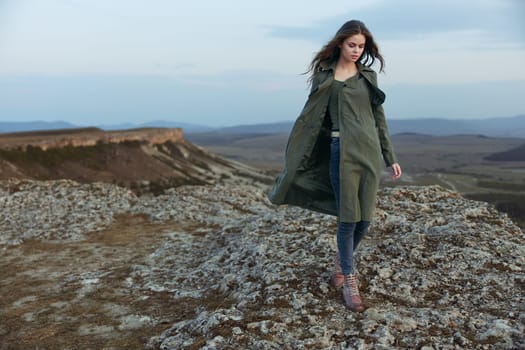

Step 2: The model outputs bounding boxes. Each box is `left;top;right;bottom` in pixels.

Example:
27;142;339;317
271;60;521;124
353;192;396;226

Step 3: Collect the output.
267;0;525;48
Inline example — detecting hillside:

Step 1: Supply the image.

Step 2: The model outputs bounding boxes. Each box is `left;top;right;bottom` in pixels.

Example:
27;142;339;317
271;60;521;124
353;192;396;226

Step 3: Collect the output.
484;143;525;161
0;127;272;194
0;180;523;349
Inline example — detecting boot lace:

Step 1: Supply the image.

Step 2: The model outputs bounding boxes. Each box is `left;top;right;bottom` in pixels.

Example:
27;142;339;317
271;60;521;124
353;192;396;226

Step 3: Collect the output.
344;274;360;296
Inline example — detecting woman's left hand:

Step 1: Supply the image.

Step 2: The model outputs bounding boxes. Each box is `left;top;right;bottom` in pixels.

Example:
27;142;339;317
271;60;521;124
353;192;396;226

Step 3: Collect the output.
390;163;402;180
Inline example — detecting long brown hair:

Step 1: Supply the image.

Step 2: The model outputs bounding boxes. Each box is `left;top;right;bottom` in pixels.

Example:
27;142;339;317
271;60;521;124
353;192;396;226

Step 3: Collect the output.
307;20;385;80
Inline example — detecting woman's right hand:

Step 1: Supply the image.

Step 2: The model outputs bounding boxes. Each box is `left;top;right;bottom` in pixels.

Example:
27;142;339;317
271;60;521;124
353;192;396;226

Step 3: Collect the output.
390;163;402;180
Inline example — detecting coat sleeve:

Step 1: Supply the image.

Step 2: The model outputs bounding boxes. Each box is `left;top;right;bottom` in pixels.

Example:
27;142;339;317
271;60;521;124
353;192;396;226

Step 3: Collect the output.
368;70;398;167
373;103;398;167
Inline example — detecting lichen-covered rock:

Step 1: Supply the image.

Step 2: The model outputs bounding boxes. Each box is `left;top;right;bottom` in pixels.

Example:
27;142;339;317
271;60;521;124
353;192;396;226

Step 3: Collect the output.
1;180;523;349
0;179;137;245
132;184;524;350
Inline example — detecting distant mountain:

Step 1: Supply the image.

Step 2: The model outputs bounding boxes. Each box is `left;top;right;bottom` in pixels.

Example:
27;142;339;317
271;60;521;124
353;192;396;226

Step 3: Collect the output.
387;116;525;137
0;121;78;133
136;120;215;132
1;115;523;137
96;123;137;130
99;120;215;132
212;121;293;134
0;120;216;134
207;116;525;138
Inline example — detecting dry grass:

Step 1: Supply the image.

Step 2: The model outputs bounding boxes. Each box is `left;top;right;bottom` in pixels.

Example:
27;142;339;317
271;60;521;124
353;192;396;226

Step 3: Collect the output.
0;215;183;349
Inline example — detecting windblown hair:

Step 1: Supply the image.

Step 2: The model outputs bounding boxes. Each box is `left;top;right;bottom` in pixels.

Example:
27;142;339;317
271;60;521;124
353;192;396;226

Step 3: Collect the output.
307;20;385;81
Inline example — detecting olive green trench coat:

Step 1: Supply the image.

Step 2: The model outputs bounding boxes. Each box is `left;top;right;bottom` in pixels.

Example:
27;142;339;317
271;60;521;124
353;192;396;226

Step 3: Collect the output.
268;61;398;222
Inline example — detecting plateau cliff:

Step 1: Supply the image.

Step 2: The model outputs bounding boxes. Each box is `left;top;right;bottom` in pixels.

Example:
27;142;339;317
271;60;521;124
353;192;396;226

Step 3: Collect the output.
0;128;272;193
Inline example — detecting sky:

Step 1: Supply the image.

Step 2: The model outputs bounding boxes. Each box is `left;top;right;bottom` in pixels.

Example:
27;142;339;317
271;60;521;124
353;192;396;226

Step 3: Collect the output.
0;0;524;127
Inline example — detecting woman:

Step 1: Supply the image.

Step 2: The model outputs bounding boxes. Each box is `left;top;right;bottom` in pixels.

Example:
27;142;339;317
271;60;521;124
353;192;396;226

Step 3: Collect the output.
268;20;402;312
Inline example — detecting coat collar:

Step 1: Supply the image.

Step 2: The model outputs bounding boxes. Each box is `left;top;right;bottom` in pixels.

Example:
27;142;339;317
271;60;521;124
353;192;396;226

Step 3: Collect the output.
318;59;384;104
319;60;376;83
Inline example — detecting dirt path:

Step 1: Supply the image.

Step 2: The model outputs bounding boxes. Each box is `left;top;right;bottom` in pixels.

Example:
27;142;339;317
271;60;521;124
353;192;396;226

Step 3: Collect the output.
0;214;196;349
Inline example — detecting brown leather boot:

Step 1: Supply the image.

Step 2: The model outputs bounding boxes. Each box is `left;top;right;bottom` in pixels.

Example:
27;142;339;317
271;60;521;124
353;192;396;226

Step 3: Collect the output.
329;254;344;288
342;274;365;312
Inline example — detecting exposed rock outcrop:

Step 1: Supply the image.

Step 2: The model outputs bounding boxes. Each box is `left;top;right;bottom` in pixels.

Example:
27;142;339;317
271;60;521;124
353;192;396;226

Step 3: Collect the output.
0;128;273;192
0;127;184;150
0;180;523;349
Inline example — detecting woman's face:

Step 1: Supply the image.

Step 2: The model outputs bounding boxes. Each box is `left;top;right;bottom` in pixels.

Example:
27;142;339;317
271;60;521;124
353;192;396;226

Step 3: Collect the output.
339;34;366;63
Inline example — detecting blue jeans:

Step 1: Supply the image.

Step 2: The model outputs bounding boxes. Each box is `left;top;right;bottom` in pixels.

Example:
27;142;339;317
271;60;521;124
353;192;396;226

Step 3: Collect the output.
329;137;370;275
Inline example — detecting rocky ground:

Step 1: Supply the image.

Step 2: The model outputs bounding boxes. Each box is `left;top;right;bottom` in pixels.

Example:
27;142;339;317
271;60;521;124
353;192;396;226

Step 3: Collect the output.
1;179;524;349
